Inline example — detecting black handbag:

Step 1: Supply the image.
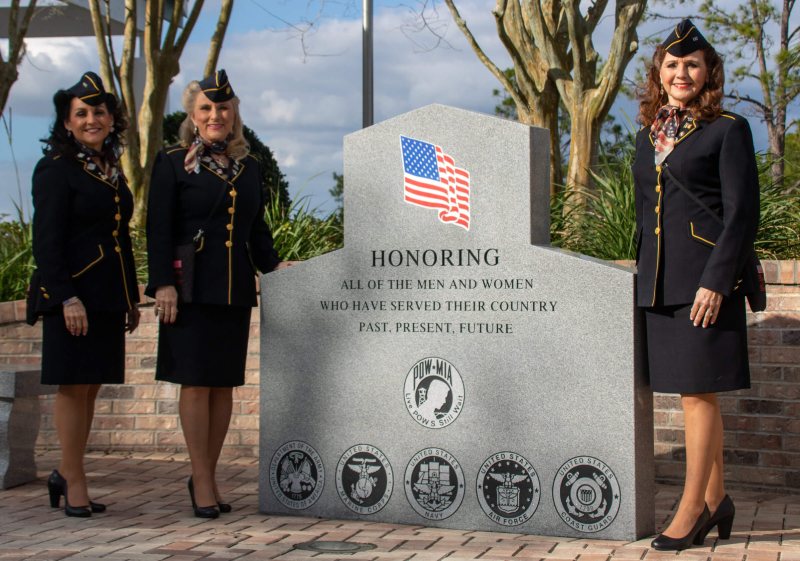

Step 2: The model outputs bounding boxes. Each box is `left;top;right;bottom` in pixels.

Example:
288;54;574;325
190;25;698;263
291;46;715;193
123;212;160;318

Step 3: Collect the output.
173;160;232;303
663;165;766;312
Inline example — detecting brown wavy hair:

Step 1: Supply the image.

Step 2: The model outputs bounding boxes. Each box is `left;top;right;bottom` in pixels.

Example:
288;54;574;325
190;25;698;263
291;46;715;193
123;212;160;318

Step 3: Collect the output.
636;44;725;126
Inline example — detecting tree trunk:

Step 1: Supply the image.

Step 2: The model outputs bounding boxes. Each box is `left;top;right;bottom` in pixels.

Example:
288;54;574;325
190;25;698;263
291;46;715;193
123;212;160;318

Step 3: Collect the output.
204;0;234;78
565;99;600;195
517;83;562;192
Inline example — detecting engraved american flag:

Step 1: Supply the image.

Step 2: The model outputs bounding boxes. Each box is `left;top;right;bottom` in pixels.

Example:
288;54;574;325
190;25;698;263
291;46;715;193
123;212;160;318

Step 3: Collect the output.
400;136;470;230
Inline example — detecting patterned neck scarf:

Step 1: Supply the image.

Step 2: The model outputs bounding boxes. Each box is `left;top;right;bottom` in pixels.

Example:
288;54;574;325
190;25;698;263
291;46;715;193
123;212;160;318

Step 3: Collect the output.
651;105;689;166
74;140;121;183
184;135;229;174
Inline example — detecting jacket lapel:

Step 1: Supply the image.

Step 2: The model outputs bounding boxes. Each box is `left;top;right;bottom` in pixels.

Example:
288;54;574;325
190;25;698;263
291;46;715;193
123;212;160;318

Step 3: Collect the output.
80;160;118;191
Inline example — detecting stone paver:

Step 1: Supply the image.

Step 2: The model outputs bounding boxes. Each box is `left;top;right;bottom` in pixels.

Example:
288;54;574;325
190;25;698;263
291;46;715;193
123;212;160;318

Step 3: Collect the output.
0;451;798;560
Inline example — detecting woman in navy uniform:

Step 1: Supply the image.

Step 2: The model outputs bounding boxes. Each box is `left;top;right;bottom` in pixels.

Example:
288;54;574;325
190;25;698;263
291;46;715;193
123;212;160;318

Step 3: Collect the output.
32;72;141;517
633;21;760;550
146;70;296;518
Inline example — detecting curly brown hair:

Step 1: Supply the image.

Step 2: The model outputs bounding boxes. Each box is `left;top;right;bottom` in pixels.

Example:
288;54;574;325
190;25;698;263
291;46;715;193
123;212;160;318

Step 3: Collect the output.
636;44;725;126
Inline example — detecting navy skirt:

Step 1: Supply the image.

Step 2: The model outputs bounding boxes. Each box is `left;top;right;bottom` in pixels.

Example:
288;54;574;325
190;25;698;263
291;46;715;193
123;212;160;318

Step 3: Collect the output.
41;311;126;385
644;294;751;394
155;303;251;387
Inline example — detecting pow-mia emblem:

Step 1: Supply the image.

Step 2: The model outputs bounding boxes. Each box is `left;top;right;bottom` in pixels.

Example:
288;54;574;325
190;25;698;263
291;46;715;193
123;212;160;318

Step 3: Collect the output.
404;358;465;429
336;444;393;515
269;441;324;510
553;456;621;533
477;452;540;526
405;447;464;520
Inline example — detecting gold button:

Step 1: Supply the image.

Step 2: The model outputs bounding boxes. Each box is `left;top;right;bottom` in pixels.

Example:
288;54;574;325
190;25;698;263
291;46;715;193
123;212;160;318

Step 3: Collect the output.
228;207;235;214
227;224;233;230
655;206;660;213
655;186;661;193
112;230;118;237
229;190;237;197
114;214;121;220
655;227;661;234
114;196;120;202
225;241;232;247
43;293;50;299
40;287;46;292
656;165;662;172
115;246;121;252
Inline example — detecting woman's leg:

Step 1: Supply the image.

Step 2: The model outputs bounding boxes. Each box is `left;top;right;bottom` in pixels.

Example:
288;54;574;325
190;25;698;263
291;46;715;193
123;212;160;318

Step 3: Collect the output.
208;387;234;503
83;384;101;445
705;410;727;513
55;385;92;507
661;393;723;538
179;385;216;507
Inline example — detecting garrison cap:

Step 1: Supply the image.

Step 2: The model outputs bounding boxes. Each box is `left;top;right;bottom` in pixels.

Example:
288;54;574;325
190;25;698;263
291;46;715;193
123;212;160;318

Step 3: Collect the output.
199;69;234;103
662;19;710;57
67;71;107;106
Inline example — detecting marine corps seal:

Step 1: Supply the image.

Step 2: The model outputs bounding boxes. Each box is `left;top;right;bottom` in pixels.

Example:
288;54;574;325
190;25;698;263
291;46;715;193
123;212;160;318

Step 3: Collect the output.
269;441;325;510
552;456;621;533
477;452;540;526
404;358;465;429
405;447;464;520
336;444;394;515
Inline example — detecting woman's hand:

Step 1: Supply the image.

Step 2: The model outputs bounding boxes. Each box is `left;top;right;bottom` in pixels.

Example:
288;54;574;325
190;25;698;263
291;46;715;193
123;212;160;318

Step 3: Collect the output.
690;287;723;328
155;286;179;324
274;261;300;271
126;305;141;333
63;299;88;336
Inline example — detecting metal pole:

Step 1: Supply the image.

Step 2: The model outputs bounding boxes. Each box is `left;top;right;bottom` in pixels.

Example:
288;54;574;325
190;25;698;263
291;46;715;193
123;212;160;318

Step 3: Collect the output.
362;0;373;128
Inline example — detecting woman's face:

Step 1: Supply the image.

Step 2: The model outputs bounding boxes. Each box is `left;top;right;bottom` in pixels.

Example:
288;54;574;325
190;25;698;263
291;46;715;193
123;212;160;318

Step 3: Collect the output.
660;51;708;107
64;97;113;152
191;91;234;144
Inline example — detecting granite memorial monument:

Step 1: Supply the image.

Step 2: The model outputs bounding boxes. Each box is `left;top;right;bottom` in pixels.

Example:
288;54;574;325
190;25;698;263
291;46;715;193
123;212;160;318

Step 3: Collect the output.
259;104;654;540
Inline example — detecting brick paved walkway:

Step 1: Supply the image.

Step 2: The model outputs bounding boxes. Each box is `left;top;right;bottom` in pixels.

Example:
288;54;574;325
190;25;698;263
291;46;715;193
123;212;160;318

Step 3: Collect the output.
0;452;797;560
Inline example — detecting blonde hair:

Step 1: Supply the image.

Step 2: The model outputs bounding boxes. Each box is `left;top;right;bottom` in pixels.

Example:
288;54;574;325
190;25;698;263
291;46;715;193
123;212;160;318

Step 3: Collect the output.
179;80;249;160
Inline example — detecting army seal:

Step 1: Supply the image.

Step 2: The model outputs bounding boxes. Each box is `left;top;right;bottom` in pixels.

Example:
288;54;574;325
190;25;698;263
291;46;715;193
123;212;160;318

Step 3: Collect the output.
477;452;540;526
336;444;394;515
269;441;325;510
552;456;621;533
404;358;465;429
404;447;464;520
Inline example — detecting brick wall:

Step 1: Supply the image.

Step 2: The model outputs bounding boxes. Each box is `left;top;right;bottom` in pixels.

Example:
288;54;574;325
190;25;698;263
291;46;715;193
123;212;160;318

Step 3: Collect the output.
1;262;799;490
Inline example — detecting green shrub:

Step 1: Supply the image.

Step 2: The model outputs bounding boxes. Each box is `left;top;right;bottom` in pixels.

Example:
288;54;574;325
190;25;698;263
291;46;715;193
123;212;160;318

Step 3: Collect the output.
0;204;34;303
265;192;343;261
552;141;800;261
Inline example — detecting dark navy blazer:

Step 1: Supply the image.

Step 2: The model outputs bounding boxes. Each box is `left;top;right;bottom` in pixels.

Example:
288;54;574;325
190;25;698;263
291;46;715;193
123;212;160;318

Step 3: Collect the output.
145;146;282;307
633;112;761;307
31;151;140;313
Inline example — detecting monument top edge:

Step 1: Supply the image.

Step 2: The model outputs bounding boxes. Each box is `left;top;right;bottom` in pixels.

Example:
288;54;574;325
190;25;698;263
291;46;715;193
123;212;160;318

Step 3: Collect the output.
533;245;638;274
345;104;548;140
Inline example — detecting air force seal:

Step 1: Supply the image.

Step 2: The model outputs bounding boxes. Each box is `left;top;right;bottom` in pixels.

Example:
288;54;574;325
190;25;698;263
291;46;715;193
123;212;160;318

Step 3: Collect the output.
405;447;464;520
477;452;540;526
269;441;324;510
404;358;464;429
336;444;394;515
552;456;621;533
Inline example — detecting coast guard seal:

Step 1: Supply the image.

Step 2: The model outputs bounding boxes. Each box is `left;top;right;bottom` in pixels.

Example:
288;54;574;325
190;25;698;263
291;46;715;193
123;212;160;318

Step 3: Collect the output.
404;358;464;429
477;452;540;526
269;441;324;510
404;447;464;520
336;444;394;515
552;456;620;533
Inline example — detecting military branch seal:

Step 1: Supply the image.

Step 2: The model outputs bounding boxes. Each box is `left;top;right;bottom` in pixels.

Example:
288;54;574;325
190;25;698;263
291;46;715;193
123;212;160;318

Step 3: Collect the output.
336;444;394;515
269;441;325;510
404;357;465;429
404;447;464;520
477;452;540;526
552;456;621;533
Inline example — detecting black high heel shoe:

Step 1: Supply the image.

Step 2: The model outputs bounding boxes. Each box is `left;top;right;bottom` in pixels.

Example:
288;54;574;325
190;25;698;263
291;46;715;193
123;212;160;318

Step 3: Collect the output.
217;502;232;514
187;476;220;519
698;495;735;542
651;505;710;551
47;470;91;518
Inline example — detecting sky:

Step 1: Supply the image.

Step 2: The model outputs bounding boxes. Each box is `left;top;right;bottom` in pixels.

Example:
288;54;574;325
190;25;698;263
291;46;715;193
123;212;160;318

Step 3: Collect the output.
0;0;794;220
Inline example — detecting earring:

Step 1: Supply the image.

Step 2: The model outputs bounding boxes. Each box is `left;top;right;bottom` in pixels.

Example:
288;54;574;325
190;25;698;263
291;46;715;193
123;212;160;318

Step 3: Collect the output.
109;125;115;132
194;126;198;134
660;84;664;96
67;130;72;137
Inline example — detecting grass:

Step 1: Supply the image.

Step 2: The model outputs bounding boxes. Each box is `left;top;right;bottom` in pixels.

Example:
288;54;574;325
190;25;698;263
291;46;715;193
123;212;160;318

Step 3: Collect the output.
0;202;34;303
